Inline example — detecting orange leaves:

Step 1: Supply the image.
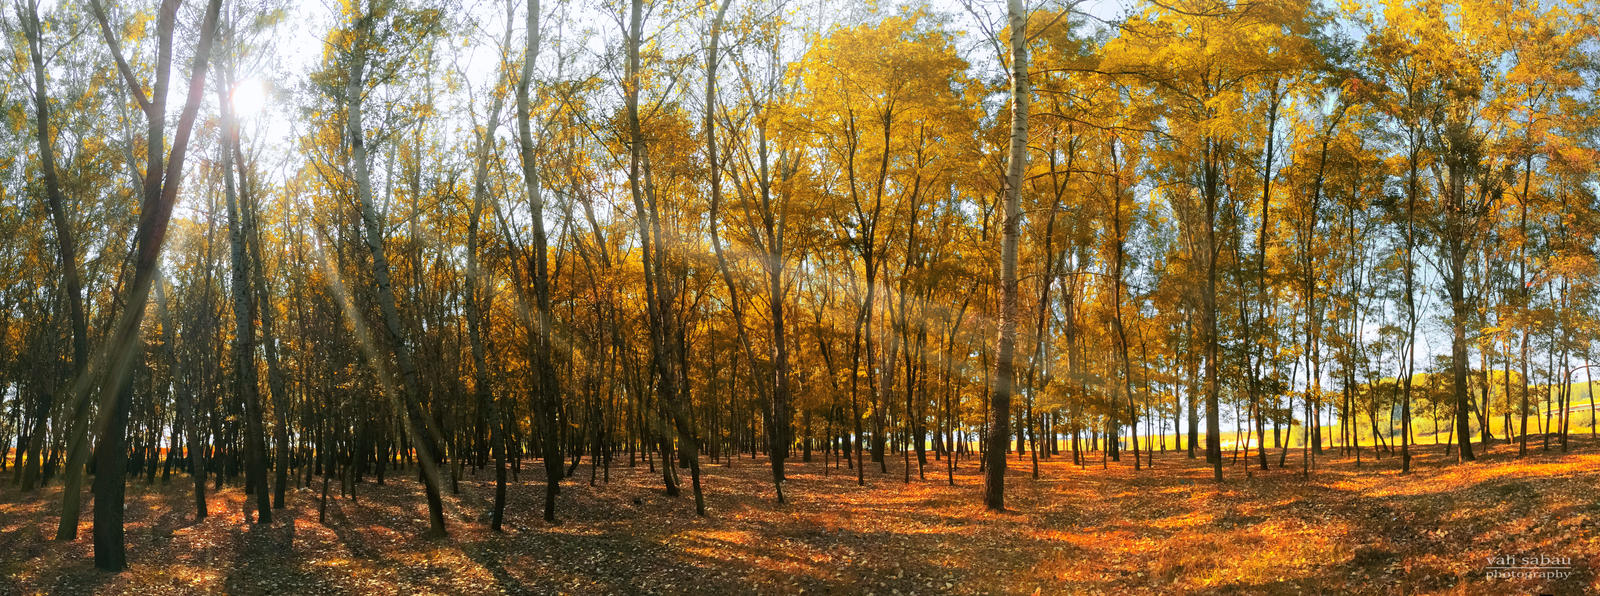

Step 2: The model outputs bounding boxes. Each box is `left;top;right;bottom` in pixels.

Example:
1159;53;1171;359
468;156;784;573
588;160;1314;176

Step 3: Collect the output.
4;445;1600;593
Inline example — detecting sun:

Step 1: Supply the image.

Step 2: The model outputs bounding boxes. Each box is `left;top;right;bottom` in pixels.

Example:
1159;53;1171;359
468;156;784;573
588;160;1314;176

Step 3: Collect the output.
231;77;268;118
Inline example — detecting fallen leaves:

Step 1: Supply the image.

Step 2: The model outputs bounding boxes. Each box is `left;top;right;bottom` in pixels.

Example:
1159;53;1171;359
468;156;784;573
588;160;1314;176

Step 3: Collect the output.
0;441;1596;594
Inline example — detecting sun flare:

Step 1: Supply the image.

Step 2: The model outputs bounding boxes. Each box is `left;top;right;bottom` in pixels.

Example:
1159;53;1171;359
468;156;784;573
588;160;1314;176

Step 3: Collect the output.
231;77;267;118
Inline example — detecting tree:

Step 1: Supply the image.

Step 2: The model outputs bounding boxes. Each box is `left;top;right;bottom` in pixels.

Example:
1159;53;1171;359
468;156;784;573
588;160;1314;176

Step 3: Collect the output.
514;0;565;522
466;0;516;531
12;0;87;494
623;0;706;510
983;0;1029;511
1105;0;1313;482
53;0;224;571
214;39;272;522
330;0;451;537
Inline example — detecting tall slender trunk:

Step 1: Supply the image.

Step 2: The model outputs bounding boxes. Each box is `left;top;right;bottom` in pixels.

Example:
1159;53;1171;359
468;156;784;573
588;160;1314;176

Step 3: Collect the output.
216;59;271;523
17;1;88;493
243;179;291;510
1517;161;1532;457
1202;142;1222;482
1400;133;1419;474
985;0;1028;511
1109;139;1138;471
1250;84;1280;472
1445;158;1475;462
58;0;223;562
517;0;567;522
345;14;449;536
624;0;702;510
469;0;515;528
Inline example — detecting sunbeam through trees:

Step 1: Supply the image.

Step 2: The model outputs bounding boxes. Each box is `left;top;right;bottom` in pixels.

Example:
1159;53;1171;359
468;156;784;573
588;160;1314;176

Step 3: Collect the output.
2;0;1600;593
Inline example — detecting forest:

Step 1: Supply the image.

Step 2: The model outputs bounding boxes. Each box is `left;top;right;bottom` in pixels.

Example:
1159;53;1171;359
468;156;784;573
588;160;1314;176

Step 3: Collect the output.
2;0;1599;593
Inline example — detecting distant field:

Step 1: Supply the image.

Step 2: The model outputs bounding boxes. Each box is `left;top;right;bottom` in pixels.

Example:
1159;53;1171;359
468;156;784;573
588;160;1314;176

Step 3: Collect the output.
1134;382;1600;453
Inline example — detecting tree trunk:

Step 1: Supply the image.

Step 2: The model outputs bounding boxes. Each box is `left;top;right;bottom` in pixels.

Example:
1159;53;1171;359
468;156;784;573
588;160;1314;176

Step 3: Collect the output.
985;0;1028;511
59;0;223;557
18;0;88;493
344;15;449;536
217;60;272;523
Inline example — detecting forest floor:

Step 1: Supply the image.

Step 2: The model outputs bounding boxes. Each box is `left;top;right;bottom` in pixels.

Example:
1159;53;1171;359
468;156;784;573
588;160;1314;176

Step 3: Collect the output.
2;437;1598;595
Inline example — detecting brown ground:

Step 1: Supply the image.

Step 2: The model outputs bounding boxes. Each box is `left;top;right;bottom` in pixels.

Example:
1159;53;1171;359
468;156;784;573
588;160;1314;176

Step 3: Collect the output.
2;437;1597;595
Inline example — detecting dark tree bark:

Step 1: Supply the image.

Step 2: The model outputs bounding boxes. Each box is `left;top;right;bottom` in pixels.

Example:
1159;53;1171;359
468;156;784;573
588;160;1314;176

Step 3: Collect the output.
468;0;516;530
57;1;223;565
342;5;450;537
623;0;703;511
516;0;566;523
216;57;272;523
16;0;88;493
